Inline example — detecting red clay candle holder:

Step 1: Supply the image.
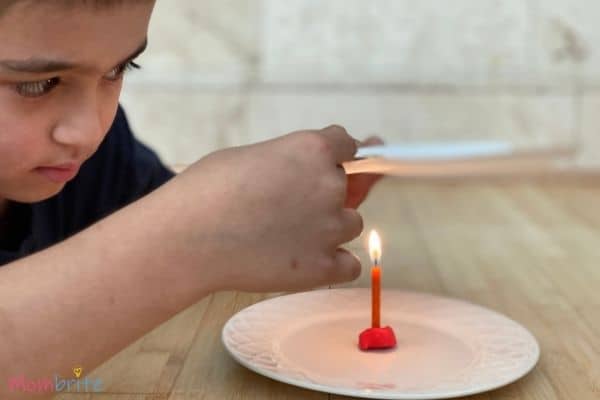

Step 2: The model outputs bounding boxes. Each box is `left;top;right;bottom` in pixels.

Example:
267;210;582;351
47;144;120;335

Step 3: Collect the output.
359;326;397;350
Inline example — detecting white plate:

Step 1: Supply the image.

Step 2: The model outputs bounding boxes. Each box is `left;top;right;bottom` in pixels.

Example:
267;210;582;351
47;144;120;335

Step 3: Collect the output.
222;289;539;399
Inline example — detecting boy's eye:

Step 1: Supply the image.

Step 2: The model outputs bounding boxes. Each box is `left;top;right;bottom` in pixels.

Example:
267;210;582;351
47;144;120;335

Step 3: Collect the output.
104;61;141;81
12;61;141;97
15;77;60;98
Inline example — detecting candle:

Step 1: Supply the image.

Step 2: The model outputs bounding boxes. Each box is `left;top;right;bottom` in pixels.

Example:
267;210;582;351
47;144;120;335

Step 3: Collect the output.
369;230;382;328
358;229;397;351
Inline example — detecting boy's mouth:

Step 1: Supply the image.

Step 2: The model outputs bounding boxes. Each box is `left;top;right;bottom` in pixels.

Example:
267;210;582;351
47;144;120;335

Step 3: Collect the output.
34;162;80;183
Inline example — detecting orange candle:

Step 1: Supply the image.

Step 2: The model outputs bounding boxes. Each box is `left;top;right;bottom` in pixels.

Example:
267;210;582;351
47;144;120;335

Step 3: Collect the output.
372;265;381;328
369;230;382;328
359;229;396;350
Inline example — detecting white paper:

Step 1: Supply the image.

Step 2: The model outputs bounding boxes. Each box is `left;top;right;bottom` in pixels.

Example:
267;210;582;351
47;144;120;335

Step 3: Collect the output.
344;142;573;177
354;141;514;161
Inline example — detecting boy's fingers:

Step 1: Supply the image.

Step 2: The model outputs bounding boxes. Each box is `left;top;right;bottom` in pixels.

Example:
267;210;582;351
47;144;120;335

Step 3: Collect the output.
319;125;358;163
338;208;364;243
330;248;362;283
323;248;361;284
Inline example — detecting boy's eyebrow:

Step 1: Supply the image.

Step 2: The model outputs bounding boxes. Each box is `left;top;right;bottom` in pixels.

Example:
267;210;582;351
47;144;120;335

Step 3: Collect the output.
0;39;148;74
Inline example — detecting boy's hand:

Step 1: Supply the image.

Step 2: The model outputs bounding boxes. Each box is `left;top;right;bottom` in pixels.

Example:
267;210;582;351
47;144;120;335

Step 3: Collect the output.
166;125;371;293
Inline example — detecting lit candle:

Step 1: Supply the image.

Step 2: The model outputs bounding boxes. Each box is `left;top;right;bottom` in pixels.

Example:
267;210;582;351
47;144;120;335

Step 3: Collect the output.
358;229;397;351
369;230;382;328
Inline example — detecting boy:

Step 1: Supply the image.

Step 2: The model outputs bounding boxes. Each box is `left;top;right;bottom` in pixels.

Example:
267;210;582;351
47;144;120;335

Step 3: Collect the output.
0;1;380;398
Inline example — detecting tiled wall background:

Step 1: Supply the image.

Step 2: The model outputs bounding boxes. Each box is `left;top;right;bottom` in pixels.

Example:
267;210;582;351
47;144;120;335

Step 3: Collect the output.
120;0;600;168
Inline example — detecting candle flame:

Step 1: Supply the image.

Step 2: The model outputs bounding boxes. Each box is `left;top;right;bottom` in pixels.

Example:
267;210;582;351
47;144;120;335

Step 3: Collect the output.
369;230;381;265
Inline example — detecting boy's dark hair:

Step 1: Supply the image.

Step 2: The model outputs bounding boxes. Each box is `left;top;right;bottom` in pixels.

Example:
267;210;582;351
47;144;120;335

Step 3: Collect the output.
0;0;134;17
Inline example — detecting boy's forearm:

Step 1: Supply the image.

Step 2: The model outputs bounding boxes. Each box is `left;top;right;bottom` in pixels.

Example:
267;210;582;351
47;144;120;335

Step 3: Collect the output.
0;187;218;398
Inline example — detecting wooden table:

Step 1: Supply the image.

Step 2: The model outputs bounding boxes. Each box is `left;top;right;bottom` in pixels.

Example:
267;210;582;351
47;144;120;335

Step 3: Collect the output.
55;178;600;399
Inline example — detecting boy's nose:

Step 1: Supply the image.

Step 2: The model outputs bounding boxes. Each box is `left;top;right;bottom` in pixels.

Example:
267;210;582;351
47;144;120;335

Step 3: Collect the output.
51;96;104;158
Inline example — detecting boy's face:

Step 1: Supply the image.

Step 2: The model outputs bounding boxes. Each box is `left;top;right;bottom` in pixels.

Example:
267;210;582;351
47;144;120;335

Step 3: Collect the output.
0;1;155;204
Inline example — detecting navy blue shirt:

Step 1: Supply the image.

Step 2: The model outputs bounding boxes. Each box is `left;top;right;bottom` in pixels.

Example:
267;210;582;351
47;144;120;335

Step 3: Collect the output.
0;106;175;266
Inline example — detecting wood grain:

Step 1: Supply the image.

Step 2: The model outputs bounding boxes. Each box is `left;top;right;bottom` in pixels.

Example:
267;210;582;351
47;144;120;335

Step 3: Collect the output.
54;178;600;400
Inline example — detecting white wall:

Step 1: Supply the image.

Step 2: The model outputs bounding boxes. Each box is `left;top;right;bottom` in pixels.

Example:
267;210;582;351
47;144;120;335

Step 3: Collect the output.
120;0;600;168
